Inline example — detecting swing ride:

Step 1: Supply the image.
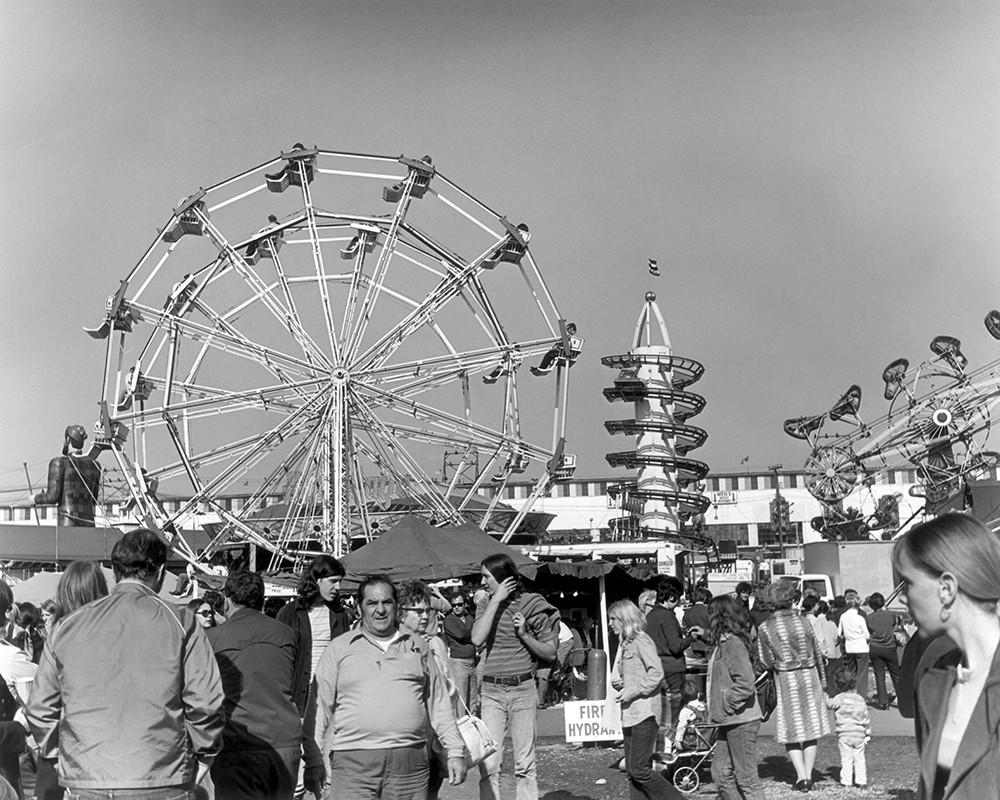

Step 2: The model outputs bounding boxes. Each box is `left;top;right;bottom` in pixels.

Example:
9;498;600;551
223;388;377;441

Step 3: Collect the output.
784;311;1000;533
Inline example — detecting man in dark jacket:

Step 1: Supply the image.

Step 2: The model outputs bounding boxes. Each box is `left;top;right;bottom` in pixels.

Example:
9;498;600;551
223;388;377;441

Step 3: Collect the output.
646;576;704;734
209;571;304;800
275;555;351;798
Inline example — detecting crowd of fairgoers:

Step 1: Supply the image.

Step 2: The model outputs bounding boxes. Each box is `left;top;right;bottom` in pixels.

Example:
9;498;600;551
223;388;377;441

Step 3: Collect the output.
0;513;997;800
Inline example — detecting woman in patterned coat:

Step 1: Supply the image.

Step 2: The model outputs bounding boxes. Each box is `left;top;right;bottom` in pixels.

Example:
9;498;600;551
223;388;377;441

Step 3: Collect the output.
758;582;832;792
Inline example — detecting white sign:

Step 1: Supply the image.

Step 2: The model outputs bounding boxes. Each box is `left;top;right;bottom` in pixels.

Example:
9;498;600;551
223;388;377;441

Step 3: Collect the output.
712;490;738;505
563;700;623;742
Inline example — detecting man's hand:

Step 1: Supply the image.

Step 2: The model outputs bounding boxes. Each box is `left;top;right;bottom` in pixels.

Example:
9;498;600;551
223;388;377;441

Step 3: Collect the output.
512;612;526;637
447;755;468;785
304;763;327;797
611;674;624;691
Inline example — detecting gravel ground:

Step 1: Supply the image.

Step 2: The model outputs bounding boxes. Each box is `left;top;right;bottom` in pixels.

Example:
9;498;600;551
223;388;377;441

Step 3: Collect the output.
438;735;921;799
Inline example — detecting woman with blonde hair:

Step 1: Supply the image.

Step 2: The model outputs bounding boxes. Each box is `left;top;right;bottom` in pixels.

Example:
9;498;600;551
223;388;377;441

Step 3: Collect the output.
609;599;676;799
758;581;831;791
892;512;1000;799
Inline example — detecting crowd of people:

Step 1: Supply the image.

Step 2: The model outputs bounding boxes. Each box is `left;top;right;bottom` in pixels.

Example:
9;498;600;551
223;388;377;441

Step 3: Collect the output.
0;512;996;800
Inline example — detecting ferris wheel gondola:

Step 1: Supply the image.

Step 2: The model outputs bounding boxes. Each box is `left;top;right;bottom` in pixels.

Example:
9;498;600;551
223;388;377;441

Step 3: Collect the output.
86;146;578;565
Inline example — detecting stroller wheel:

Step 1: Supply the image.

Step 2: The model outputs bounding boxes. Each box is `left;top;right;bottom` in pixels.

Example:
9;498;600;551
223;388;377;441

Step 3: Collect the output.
672;766;700;794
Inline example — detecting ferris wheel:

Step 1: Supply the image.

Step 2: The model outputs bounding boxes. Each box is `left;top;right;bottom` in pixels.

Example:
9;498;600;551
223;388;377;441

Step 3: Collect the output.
86;145;578;566
784;317;1000;531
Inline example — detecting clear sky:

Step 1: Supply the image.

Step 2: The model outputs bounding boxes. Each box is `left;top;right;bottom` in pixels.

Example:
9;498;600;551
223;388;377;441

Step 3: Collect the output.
2;0;999;501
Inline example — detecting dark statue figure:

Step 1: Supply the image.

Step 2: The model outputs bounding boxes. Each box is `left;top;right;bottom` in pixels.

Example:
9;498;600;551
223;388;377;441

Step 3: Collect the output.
33;425;102;527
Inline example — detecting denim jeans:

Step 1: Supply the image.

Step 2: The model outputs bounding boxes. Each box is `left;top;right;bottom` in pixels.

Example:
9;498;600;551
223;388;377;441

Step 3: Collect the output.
479;680;537;800
66;789;193;800
711;721;764;800
838;739;867;786
450;656;478;713
622;716;675;800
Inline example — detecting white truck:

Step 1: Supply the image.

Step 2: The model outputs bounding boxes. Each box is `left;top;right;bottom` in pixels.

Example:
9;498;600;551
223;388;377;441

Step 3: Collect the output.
778;540;898;604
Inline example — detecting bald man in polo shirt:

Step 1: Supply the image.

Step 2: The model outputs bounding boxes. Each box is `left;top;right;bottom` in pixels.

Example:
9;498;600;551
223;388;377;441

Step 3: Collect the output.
312;575;466;799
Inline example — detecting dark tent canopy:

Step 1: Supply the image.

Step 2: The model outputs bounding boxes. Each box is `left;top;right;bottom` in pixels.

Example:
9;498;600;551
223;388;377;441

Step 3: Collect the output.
338;514;537;583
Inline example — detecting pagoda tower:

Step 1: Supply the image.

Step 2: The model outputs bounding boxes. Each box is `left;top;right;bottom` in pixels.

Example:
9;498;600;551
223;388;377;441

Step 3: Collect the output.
603;292;710;537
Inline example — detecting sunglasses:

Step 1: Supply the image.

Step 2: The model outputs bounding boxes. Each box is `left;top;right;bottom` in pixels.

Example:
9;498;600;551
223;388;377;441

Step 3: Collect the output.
196;610;214;618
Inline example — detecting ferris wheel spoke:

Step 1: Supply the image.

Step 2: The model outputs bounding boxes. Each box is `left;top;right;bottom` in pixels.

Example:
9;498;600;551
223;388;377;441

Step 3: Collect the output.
359;383;551;461
343;196;413;364
131;302;317;379
118;375;330;427
148;406;325;489
189;396;328;507
193;210;331;366
297;173;342;365
265;248;332;370
353;241;494;372
351;404;461;523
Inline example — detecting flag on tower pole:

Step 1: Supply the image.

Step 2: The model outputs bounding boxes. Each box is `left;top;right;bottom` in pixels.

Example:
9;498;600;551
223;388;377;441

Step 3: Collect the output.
648;258;660;277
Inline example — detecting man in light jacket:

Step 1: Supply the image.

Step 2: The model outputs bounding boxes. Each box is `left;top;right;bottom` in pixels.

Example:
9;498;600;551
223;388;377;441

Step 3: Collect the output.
27;529;225;796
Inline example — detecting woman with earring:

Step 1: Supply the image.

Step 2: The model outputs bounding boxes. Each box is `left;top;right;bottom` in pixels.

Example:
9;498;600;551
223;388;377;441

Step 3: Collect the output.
893;512;1000;800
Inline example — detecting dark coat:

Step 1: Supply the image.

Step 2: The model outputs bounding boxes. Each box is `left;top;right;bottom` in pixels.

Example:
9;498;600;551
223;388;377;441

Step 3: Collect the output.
207;608;301;752
646;605;693;676
916;641;1000;800
275;600;352;716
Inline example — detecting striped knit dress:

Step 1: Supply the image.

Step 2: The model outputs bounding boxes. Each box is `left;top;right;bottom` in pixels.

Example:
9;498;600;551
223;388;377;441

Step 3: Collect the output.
757;608;832;743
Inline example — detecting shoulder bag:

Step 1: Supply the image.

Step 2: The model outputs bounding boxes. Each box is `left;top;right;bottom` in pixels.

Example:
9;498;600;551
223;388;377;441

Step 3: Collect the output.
455;693;497;767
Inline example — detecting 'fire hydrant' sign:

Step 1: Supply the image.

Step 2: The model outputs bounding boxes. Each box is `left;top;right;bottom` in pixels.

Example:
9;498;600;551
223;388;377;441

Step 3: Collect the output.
563;700;622;742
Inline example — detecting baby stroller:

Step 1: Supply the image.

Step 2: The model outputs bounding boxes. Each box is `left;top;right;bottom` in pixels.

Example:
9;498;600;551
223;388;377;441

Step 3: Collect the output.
657;723;717;794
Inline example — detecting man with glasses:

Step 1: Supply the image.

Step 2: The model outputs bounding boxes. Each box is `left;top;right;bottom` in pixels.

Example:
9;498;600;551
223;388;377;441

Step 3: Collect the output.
443;591;478;712
311;575;467;799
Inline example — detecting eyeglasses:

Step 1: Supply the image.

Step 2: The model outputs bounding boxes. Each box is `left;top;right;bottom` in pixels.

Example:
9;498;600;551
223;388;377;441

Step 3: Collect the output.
196;610;214;618
403;606;431;616
452;602;466;608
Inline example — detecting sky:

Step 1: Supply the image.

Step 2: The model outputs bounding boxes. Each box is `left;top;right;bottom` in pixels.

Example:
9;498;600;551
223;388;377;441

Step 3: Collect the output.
2;0;999;502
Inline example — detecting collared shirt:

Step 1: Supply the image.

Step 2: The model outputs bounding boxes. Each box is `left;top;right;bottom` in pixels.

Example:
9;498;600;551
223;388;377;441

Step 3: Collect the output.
26;582;224;789
313;628;463;758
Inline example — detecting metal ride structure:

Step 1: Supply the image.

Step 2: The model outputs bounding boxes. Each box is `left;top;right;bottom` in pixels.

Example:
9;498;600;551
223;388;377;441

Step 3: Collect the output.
784;312;1000;532
86;145;578;568
602;291;711;544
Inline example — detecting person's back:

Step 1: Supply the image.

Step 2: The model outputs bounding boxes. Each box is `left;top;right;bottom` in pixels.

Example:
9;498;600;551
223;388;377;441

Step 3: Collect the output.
209;607;301;753
27;529;224;793
33;583;223;787
208;571;302;800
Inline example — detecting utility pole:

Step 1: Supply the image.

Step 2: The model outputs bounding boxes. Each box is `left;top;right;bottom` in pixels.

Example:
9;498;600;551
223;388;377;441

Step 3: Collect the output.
769;463;785;560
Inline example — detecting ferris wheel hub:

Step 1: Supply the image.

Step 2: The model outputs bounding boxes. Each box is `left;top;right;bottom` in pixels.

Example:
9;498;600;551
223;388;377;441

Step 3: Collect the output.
931;408;952;427
331;367;350;384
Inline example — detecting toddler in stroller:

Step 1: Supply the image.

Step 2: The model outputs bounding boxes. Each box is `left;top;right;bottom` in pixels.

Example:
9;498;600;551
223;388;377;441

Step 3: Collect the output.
656;680;716;794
